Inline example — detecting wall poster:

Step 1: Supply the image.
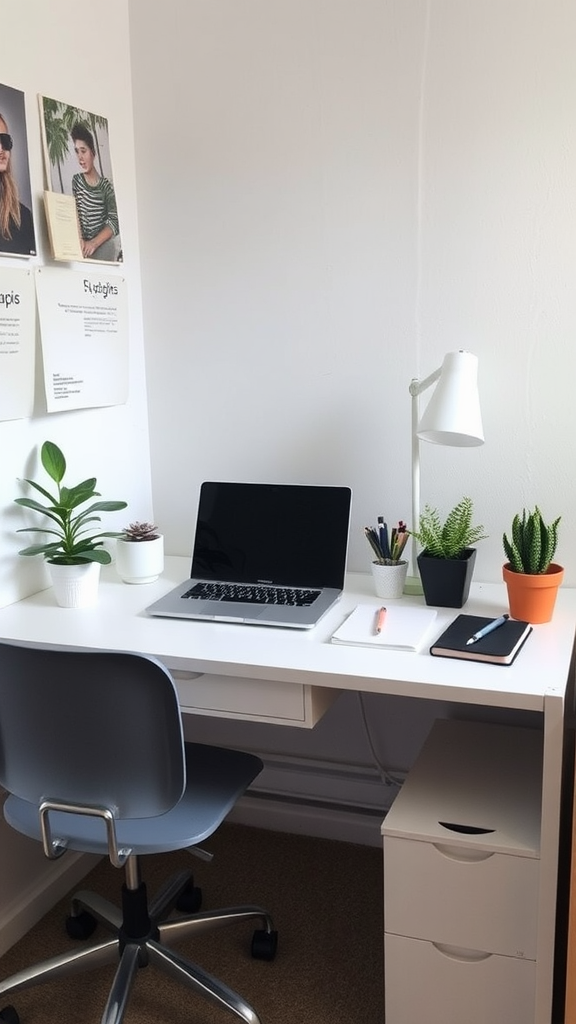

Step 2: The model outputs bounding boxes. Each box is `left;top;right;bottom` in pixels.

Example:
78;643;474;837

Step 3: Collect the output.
40;95;122;264
0;83;36;258
35;266;128;413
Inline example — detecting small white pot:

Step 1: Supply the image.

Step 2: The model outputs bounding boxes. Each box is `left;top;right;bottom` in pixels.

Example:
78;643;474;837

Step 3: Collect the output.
115;535;164;584
370;560;408;600
48;561;101;608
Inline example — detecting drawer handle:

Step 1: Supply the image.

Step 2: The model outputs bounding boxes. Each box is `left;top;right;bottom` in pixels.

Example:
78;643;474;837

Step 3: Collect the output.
432;942;491;963
171;671;204;681
432;843;495;863
439;820;495;835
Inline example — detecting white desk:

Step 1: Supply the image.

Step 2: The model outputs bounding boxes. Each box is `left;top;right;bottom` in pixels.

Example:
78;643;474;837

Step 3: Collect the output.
0;555;574;1024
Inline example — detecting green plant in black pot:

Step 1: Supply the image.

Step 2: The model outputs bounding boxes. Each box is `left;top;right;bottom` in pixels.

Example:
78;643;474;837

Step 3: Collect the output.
411;497;487;559
14;440;127;565
410;497;487;608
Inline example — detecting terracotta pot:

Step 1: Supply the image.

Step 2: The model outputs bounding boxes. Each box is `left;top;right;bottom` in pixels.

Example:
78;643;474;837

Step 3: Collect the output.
502;563;564;624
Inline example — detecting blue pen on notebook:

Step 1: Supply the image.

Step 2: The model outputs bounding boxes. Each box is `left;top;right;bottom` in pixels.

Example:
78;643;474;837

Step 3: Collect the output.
466;613;509;646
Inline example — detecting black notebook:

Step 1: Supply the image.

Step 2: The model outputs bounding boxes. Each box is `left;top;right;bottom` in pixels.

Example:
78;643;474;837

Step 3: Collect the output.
430;614;532;666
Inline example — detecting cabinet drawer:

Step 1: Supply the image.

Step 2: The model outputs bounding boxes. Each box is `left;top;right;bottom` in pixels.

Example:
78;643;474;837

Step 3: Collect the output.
384;933;536;1024
384;835;538;959
170;671;337;727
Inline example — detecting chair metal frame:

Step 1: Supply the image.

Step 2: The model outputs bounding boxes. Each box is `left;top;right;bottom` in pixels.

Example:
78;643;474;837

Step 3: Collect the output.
0;640;277;1024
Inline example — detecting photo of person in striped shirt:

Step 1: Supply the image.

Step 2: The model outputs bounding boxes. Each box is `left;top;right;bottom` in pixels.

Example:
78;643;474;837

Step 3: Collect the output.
71;122;121;262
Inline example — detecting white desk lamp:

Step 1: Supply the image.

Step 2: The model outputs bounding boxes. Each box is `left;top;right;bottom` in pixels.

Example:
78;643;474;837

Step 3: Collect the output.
406;350;484;594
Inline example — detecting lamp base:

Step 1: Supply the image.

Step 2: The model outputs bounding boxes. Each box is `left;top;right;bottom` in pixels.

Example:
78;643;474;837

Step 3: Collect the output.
403;574;423;597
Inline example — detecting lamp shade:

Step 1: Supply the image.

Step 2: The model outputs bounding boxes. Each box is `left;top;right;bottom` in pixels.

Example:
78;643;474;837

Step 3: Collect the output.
416;351;484;447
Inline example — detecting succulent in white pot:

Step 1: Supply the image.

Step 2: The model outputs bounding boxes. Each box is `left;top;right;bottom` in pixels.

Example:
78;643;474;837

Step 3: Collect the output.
115;521;164;584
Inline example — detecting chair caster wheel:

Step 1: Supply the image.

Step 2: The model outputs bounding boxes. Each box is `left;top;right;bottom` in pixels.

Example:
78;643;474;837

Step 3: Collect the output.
66;910;98;939
176;883;203;914
251;928;278;961
0;1004;20;1023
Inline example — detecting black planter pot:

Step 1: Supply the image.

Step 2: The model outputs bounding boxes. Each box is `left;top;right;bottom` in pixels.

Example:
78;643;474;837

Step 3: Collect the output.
417;548;477;608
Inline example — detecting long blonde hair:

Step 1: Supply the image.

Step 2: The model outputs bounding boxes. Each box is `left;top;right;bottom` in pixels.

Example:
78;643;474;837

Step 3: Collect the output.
0;114;22;241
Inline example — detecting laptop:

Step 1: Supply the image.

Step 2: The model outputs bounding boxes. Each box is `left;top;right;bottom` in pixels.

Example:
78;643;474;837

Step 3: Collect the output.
146;481;352;628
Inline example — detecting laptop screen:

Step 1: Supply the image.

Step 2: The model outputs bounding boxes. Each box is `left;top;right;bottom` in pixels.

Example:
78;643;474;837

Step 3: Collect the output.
191;482;351;590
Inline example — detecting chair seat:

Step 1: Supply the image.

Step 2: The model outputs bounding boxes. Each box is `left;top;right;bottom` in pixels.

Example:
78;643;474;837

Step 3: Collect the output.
0;642;275;1024
4;743;262;856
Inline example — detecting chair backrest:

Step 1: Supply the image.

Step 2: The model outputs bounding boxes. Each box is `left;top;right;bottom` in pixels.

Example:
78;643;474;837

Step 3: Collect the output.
0;640;186;818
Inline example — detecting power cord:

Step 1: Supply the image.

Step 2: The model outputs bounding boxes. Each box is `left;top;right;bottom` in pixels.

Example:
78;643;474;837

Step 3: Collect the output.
357;692;406;789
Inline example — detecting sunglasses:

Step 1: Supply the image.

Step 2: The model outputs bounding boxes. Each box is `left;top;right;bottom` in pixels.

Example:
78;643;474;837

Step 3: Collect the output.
0;133;13;151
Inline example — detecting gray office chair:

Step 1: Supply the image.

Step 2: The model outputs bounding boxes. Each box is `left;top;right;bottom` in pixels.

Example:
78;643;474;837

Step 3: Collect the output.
0;640;277;1024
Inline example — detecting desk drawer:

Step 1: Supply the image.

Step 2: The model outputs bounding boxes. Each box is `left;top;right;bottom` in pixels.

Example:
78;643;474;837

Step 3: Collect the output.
384;933;536;1024
170;671;337;727
384;835;538;958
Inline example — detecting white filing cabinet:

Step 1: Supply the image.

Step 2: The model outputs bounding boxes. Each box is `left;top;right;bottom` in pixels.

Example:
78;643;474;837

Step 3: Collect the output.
382;718;543;1024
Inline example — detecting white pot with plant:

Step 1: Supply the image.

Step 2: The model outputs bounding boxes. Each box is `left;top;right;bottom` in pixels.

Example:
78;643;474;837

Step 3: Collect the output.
115;521;164;584
14;441;127;608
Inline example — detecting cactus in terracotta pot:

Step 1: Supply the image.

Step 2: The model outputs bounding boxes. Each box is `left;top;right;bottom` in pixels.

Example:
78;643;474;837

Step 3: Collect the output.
503;507;560;574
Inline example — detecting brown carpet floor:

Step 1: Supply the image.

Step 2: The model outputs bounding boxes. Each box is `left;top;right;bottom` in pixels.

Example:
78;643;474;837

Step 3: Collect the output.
0;824;384;1024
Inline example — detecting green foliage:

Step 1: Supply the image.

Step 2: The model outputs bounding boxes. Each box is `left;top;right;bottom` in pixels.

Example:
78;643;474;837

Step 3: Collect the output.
411;497;487;560
503;507;561;574
14;441;127;566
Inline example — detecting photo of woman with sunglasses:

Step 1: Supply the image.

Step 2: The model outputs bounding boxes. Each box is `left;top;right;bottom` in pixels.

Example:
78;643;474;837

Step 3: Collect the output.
0;99;36;257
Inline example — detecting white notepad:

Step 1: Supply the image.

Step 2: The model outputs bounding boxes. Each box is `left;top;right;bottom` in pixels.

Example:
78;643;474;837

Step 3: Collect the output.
330;604;438;652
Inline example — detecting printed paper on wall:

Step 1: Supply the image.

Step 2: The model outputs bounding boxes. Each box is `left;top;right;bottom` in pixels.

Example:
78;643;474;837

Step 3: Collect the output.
0;267;35;420
35;266;128;413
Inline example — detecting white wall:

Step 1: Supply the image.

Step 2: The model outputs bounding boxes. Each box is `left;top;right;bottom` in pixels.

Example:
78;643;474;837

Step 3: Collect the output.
130;0;576;586
1;0;573;845
126;0;576;828
0;0;154;946
0;0;153;608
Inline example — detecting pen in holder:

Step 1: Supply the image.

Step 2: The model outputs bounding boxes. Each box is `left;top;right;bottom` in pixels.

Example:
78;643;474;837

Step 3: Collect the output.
364;519;409;599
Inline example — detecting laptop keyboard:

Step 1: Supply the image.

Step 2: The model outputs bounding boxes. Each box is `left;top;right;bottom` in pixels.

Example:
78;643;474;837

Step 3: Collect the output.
183;582;321;607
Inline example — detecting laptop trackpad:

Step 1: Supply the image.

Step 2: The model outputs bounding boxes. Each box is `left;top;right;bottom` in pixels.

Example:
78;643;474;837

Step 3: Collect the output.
212;605;268;622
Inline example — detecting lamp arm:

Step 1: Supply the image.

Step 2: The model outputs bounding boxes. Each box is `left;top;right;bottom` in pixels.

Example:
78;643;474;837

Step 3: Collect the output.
409;366;441;399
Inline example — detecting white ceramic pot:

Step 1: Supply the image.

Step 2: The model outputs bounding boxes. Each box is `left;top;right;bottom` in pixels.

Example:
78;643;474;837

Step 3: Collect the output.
115;535;164;584
370;560;408;600
48;561;101;608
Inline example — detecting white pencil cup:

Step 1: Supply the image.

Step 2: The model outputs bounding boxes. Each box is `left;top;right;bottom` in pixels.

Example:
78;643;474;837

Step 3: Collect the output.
370;560;408;600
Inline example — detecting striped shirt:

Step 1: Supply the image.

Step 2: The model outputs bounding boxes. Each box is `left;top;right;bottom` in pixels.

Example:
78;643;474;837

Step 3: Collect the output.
72;173;119;241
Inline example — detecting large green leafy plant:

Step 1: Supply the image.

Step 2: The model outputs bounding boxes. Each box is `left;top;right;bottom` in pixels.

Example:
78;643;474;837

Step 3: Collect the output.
15;441;127;565
503;507;560;574
410;497;487;559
